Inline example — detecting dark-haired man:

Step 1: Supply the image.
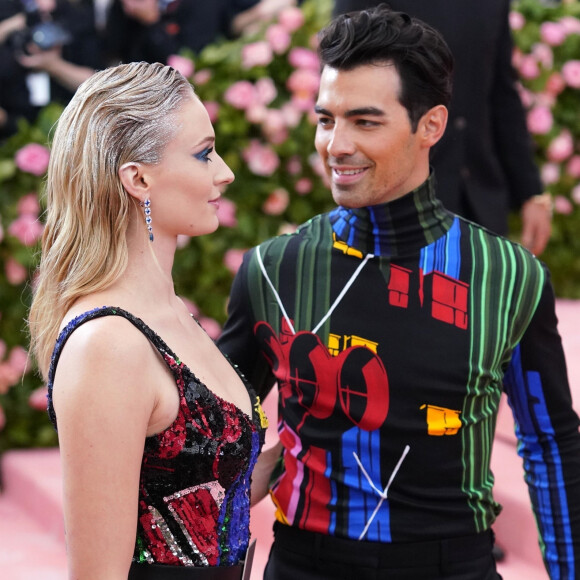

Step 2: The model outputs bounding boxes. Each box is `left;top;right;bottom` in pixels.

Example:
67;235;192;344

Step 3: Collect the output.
218;6;580;579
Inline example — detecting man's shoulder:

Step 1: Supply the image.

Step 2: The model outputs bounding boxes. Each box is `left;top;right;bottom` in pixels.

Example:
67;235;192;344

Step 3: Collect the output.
254;213;331;253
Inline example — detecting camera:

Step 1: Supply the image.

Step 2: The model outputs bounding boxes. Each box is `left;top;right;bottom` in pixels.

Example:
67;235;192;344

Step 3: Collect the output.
7;21;72;54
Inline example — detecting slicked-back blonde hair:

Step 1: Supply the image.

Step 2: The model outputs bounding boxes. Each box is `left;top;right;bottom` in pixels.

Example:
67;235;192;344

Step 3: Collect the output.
29;61;195;379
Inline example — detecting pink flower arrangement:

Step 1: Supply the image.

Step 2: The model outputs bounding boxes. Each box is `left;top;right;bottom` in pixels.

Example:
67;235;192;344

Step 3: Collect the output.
8;213;44;246
566;156;580;179
266;23;291;54
288;47;320;71
553;195;573;215
262;188;290;215
224;80;257;110
223;248;246;275
243;140;280;176
541;163;560;186
547;130;574;163
167;54;195;78
295;177;313;195
526;105;553;135
203;101;220;123
540;21;567;46
198;317;221;340
509;11;525;31
255;77;278;106
278;6;305;33
216;198;238;228
242;41;274;69
562;60;580;89
5;258;27;285
572;184;580;205
14;143;50;176
28;386;48;411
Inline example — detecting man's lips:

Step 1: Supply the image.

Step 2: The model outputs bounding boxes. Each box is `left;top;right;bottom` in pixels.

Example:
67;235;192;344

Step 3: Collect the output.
331;166;368;184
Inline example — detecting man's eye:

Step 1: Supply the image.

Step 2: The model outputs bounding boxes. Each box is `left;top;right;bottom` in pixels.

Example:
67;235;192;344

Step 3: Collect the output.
317;117;333;126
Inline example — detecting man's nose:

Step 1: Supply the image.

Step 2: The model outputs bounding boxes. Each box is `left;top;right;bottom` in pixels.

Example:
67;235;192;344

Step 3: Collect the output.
326;125;356;157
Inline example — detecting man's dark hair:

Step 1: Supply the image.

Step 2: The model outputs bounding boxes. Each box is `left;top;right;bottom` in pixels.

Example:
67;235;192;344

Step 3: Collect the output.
317;4;454;131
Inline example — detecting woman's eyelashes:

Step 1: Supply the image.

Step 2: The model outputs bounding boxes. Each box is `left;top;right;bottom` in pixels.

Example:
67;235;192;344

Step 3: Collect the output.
194;147;214;163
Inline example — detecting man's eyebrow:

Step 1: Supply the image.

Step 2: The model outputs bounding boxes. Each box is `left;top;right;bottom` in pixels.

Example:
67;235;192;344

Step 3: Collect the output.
314;105;386;118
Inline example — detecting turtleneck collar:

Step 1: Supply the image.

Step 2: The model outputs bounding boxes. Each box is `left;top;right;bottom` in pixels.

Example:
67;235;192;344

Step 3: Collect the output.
328;173;455;258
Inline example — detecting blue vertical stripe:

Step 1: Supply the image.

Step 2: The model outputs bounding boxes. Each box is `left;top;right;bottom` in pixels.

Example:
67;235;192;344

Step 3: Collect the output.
420;218;461;278
504;345;574;579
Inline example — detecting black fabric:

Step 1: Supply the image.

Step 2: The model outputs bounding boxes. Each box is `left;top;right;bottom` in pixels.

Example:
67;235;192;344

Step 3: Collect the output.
264;522;501;580
129;562;243;580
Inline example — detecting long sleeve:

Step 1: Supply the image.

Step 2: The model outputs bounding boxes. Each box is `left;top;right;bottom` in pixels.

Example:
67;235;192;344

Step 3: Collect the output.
217;249;277;400
503;271;580;578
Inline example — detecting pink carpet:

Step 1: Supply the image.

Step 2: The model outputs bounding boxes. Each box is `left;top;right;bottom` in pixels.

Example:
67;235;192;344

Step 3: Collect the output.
2;299;579;580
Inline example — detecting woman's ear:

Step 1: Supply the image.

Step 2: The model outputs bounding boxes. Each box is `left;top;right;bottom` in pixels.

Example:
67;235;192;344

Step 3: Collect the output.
119;162;149;203
419;105;448;148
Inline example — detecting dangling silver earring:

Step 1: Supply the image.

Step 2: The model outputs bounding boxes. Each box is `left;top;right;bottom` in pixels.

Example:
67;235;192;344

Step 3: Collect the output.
141;198;154;241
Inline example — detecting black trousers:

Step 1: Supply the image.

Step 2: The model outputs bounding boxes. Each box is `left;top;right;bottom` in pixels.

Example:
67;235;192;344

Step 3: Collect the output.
263;522;503;580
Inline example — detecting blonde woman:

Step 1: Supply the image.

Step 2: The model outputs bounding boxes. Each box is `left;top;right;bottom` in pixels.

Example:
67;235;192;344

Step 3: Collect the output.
29;61;265;580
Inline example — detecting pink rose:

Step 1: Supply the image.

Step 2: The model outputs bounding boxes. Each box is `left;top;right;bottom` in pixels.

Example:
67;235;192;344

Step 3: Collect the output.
255;77;277;106
193;69;212;85
291;93;316;113
223;248;246;275
278;6;305;33
263;188;289;215
7;214;41;246
562;60;580;89
287;68;320;95
242;41;273;69
571;184;580;205
553;195;573;215
566;156;580;179
263;109;289;144
280;102;302;128
541;163;560;185
545;72;566;96
5;258;27;285
15;143;50;176
517;84;534;108
531;43;553;69
224;81;257;110
527;106;553;135
198;317;221;340
547;130;574;163
29;386;48;411
8;214;44;246
8;346;28;374
203;101;219;123
509;11;525;31
560;17;580;35
216;197;238;228
518;55;540;79
0;404;4;431
246;105;268;125
17;193;40;216
286;155;302;175
243;140;280;177
167;54;194;78
266;23;291;54
540;21;567;46
288;47;320;71
295;177;312;195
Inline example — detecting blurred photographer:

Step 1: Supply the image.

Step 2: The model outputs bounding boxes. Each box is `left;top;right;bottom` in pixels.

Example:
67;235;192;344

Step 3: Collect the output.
0;0;101;139
103;0;263;65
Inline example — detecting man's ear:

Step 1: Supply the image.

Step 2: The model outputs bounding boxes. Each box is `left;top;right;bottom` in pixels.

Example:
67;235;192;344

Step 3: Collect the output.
419;105;448;148
119;161;149;203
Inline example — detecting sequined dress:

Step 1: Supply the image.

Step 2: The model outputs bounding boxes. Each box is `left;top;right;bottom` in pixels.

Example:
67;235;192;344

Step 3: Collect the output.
47;306;266;568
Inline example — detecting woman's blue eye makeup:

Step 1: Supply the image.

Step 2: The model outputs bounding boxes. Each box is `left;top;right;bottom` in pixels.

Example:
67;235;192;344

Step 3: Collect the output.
194;146;214;162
